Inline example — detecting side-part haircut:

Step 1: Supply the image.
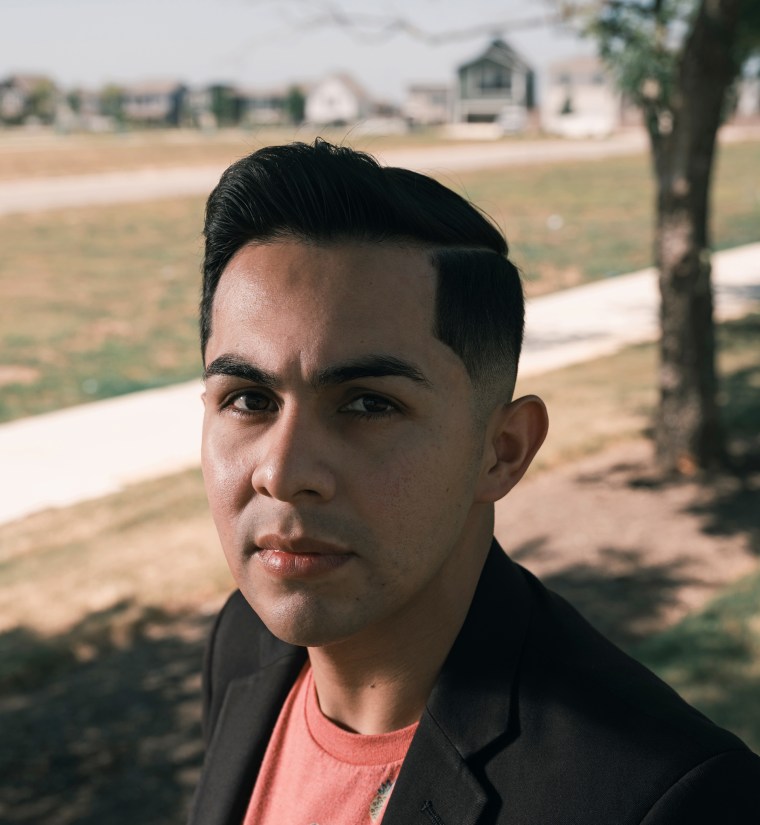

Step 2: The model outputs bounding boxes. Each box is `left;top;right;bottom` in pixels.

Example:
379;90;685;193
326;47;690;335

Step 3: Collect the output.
202;139;525;401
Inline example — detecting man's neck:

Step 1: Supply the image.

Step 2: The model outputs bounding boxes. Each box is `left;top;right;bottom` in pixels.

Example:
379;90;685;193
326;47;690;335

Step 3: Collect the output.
307;515;493;735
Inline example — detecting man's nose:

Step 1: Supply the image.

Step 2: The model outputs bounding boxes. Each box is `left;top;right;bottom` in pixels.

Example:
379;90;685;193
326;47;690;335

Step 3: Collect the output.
250;407;336;502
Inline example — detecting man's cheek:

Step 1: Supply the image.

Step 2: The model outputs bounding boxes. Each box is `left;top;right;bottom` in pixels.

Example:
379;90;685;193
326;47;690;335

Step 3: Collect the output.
203;430;253;510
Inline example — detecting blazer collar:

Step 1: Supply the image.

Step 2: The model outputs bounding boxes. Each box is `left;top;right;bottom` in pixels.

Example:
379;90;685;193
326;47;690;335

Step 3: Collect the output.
381;542;532;825
189;644;305;825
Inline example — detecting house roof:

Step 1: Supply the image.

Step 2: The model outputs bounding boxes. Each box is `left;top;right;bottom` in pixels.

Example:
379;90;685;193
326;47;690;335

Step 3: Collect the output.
311;72;371;102
122;79;186;96
406;83;451;94
4;73;57;93
457;38;533;75
236;84;291;100
548;55;608;79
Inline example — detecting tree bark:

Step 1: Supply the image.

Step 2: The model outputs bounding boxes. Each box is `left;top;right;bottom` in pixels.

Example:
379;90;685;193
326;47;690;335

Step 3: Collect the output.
650;0;742;475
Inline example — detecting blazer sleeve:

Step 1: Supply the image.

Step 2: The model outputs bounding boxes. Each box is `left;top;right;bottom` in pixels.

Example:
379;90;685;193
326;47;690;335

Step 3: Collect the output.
640;749;760;824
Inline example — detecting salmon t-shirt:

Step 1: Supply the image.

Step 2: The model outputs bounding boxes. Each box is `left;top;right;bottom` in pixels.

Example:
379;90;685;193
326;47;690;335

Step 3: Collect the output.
243;665;418;825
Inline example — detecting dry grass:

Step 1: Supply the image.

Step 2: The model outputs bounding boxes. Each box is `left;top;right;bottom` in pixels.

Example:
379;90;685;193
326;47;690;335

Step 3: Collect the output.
0;126;461;181
0;468;230;640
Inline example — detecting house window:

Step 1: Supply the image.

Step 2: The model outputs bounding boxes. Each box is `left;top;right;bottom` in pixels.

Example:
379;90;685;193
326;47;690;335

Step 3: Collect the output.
472;62;512;96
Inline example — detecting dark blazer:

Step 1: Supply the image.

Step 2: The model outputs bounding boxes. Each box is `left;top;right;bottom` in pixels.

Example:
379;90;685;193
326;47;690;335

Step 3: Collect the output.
188;543;760;824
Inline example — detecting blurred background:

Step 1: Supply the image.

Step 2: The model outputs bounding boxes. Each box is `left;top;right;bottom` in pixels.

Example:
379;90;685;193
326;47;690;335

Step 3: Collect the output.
1;1;759;823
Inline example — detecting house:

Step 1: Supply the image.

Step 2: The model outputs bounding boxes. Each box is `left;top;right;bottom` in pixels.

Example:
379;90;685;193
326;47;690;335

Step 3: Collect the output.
454;39;535;129
402;84;452;126
542;56;627;137
304;73;371;125
239;86;290;126
121;80;187;127
0;73;58;124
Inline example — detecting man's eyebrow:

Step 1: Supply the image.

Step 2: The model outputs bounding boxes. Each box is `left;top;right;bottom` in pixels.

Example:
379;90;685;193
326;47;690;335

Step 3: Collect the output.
315;355;432;388
203;354;277;387
203;353;431;389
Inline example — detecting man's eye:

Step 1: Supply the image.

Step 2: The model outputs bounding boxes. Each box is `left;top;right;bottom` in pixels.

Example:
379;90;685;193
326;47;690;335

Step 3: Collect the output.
341;395;397;417
229;392;274;413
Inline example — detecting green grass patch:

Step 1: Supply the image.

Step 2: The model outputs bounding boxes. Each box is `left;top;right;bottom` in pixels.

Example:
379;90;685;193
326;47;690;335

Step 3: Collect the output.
0;197;206;420
1;141;758;422
633;565;760;753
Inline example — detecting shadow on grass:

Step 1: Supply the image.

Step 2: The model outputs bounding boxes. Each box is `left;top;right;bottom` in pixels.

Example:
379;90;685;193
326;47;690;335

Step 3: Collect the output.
632;567;760;753
0;602;212;825
512;540;698;650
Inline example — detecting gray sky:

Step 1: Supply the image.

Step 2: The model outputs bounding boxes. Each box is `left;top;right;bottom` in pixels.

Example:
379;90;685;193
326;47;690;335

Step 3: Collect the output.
2;0;592;101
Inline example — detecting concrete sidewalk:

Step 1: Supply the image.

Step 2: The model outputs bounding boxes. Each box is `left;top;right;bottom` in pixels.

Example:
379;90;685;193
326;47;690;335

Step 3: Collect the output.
1;242;758;526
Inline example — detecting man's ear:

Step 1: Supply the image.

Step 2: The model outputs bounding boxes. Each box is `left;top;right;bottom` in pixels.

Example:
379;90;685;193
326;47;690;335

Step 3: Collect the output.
475;394;548;503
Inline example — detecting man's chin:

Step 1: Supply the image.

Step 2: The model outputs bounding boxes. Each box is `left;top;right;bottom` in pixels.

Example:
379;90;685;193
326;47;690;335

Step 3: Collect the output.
245;592;360;649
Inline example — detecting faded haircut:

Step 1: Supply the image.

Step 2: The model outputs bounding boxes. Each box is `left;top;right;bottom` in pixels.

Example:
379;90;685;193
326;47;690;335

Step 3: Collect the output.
201;139;524;403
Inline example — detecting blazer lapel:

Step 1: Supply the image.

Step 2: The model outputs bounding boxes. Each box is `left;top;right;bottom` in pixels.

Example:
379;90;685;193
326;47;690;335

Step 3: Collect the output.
189;648;305;825
383;543;531;825
382;711;488;825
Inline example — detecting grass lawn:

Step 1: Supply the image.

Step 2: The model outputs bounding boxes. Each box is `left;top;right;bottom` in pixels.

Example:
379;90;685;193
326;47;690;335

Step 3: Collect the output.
457;139;760;291
1;140;758;423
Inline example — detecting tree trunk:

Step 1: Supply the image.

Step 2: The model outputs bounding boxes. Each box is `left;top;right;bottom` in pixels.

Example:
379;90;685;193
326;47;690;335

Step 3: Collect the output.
650;0;741;475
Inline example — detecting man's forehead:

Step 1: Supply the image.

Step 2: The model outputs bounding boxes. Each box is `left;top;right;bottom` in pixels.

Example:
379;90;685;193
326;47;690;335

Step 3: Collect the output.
215;240;437;323
206;240;468;381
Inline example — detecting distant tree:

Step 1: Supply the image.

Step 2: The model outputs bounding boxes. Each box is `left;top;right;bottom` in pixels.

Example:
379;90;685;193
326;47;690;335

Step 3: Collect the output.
285;85;306;124
579;0;760;474
100;84;125;123
210;85;240;127
67;90;82;114
27;78;57;124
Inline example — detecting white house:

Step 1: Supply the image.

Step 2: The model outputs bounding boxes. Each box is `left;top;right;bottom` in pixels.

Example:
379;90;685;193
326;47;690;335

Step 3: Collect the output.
454;39;535;130
305;73;371;125
402;84;452;126
121;80;187;127
542;56;623;138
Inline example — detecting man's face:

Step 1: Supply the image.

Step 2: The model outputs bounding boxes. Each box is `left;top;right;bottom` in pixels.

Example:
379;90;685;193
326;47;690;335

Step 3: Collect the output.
201;240;493;648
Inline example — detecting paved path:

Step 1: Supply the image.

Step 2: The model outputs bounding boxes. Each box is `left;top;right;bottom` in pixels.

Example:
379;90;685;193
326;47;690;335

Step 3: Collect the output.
0;133;650;217
1;242;758;526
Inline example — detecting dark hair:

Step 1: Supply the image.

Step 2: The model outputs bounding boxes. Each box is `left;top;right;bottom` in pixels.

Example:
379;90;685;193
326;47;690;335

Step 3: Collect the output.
202;139;524;399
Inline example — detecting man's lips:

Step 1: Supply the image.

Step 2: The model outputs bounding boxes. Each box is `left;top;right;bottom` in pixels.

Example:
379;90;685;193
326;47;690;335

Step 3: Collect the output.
252;535;354;578
255;534;353;555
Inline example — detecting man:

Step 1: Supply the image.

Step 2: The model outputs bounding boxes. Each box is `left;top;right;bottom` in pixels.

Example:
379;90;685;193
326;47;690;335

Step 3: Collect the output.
190;139;759;824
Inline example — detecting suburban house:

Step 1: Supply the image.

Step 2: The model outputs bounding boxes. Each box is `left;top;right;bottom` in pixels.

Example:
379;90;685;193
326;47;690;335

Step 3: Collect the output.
121;80;187;127
0;73;58;124
305;73;371;125
542;55;631;137
402;83;452;126
239;86;291;126
454;38;535;130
